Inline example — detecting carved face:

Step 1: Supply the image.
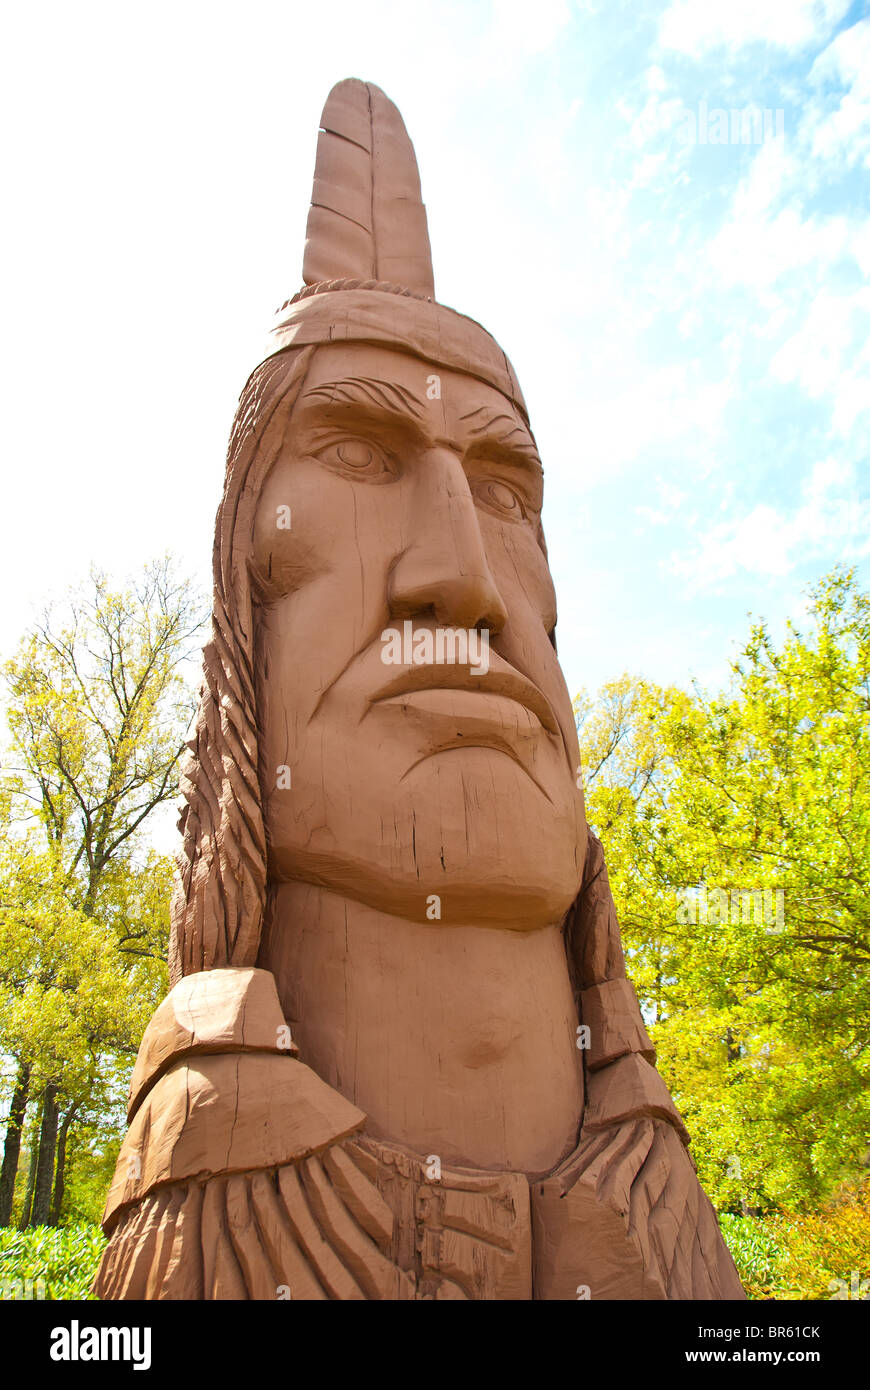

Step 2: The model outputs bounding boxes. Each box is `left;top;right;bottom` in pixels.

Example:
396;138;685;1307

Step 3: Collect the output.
250;341;587;926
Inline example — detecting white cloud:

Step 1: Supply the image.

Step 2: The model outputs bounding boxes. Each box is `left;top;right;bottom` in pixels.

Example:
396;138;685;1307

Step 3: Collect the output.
731;134;795;220
770;287;870;433
806;20;870;168
829;338;870;435
659;478;687;510
852;221;870;277
623;77;688;149
701;24;869;294
491;0;573;54
811;16;870;84
566;363;733;476
709;205;855;289
635;476;687;528
670;456;870;585
618;63;697;183
659;0;851;56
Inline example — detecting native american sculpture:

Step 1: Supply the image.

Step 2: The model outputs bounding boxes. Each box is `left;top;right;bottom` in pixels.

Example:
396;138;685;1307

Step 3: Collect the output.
95;79;745;1301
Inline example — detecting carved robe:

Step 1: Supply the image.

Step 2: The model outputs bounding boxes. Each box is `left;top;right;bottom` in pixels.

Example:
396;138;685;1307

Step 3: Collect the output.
95;837;744;1300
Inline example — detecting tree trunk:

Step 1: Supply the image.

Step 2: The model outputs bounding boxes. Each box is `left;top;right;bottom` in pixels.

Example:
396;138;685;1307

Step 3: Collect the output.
50;1102;79;1226
18;1094;43;1230
30;1083;59;1227
0;1061;31;1226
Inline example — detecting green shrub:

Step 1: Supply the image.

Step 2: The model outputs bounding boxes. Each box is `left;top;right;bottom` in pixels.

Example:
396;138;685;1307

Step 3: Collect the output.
0;1223;106;1300
719;1213;789;1298
720;1178;870;1300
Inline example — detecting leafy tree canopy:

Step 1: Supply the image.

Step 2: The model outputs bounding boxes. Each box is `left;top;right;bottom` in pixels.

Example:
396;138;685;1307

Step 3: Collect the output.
576;567;870;1209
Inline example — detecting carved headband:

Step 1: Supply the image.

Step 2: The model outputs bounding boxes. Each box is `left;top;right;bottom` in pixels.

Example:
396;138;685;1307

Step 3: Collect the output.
266;288;527;423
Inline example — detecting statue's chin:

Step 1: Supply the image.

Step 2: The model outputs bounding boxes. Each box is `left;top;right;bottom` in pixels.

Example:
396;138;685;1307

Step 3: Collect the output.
263;741;586;926
268;833;584;929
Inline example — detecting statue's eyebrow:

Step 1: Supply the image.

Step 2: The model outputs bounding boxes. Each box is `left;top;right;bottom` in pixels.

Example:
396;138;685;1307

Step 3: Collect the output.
300;376;427;420
459;406;541;463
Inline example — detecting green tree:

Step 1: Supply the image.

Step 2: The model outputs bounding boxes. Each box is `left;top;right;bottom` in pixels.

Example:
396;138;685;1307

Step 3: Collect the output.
0;837;172;1225
576;567;870;1212
0;556;204;1225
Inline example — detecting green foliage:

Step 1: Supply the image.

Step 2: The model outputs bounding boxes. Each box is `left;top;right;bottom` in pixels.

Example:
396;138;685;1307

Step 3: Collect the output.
718;1212;788;1297
719;1179;870;1300
62;1130;122;1228
0;836;170;1229
0;556;203;1228
0;839;168;1078
2;555;203;913
576;566;870;1211
0;1223;106;1299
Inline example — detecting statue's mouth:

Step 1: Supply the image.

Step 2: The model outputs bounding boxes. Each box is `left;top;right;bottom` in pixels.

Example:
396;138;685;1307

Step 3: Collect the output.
368;658;559;736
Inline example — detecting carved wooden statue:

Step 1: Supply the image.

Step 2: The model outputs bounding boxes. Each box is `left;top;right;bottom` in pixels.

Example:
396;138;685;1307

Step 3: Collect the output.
95;79;745;1301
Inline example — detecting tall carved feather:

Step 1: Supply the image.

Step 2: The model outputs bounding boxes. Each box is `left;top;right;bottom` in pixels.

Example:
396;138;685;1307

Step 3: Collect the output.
302;78;435;298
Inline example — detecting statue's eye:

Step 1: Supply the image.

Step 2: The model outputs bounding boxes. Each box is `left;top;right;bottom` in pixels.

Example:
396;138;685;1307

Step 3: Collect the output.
472;477;527;521
314;437;397;481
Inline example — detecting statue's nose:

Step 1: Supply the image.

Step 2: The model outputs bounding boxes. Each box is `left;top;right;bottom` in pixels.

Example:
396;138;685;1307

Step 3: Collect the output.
387;446;508;634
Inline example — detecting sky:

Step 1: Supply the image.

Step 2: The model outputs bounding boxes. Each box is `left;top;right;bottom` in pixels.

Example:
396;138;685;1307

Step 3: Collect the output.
1;0;868;713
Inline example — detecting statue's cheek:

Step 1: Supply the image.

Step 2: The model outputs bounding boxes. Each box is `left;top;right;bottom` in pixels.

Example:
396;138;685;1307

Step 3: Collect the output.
252;458;416;610
250;458;361;600
483;521;558;632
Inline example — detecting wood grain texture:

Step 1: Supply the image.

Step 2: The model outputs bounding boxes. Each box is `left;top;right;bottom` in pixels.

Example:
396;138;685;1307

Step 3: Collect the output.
96;1122;742;1300
95;1143;415;1301
127;966;295;1121
104;1054;365;1230
533;1118;746;1300
580;976;656;1070
583;1052;691;1145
